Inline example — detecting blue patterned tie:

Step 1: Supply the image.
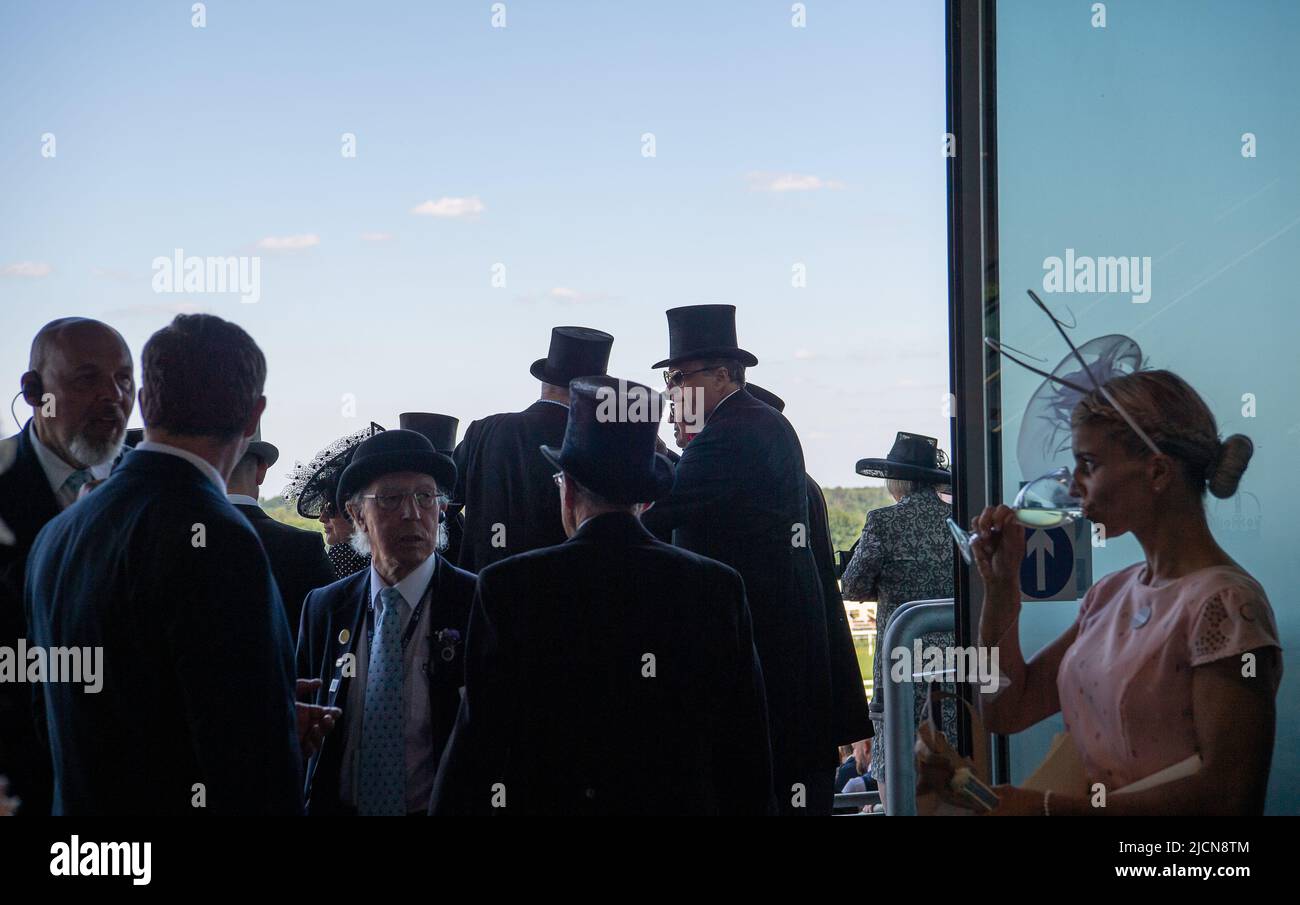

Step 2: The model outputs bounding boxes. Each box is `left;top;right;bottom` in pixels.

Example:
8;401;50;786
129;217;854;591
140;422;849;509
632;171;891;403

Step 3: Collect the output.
358;586;406;815
62;468;92;504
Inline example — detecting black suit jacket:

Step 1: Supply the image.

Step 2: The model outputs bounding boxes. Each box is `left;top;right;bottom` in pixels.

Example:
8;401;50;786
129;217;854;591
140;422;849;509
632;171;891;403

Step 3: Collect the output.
24;450;303;815
806;478;872;744
234;504;334;643
451;400;568;573
430;512;775;816
642;388;838;799
0;422;62;815
295;553;476;815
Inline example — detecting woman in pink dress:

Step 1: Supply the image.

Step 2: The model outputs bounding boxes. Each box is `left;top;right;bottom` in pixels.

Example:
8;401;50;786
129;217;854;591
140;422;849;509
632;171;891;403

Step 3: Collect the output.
971;370;1282;815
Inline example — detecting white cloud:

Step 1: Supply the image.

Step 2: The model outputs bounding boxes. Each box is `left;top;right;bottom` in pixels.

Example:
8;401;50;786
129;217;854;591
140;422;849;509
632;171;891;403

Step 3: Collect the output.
1;261;53;278
91;266;134;282
410;196;485;218
360;232;394;243
745;172;846;193
256;234;321;251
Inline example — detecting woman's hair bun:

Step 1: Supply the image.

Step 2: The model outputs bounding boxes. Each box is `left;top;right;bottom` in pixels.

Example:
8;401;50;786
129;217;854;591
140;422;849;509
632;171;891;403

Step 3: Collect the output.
1208;434;1253;499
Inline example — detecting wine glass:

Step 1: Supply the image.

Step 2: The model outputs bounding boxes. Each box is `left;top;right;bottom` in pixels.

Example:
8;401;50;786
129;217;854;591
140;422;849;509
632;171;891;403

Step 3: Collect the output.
946;466;1083;565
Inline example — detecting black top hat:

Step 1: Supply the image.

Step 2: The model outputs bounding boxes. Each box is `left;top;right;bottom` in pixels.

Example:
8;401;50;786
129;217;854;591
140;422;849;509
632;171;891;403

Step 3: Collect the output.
856;432;952;486
745;383;785;413
399;412;459;455
337;429;458;511
286;422;385;518
539;376;675;505
529;326;614;386
651;304;758;370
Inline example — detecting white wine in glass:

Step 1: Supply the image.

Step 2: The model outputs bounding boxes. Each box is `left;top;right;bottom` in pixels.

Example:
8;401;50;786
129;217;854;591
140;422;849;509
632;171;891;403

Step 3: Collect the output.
947;466;1083;565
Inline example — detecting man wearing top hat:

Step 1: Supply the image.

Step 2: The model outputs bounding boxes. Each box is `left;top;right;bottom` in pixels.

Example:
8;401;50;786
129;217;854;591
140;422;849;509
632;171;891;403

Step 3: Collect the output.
227;425;334;643
450;326;613;573
641;304;845;815
398;412;466;566
713;383;873;770
295;428;477;815
430;376;775;816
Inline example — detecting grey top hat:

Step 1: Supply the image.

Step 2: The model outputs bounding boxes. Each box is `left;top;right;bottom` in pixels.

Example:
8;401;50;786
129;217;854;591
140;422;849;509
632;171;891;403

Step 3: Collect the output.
246;424;279;468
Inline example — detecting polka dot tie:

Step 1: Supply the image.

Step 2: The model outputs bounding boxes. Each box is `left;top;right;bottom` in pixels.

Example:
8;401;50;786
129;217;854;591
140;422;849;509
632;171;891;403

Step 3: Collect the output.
358;587;406;815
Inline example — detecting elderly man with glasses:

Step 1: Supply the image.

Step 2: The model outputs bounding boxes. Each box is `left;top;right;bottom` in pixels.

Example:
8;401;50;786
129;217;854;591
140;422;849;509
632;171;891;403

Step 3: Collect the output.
295;429;477;815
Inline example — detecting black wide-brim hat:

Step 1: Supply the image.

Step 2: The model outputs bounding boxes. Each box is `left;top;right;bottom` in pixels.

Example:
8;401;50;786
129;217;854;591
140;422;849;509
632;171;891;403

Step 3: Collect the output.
399;412;459;456
856;431;952;488
540;375;675;504
287;422;385;519
336;429;458;511
529;326;615;386
651;304;758;370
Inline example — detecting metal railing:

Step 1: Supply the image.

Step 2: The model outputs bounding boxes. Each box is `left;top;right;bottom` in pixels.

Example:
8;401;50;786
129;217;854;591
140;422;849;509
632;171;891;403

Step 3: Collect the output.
880;598;956;816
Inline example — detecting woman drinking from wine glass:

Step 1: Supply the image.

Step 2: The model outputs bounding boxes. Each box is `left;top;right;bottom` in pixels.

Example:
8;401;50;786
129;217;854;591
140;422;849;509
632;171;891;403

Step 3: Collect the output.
972;369;1281;815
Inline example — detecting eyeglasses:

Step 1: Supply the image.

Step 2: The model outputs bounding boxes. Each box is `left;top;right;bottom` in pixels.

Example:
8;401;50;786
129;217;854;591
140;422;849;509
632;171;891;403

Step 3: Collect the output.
663;366;718;388
360;490;439;511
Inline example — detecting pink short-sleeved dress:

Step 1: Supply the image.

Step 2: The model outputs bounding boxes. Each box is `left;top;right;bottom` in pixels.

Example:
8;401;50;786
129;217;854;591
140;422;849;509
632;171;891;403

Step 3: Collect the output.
1056;563;1283;789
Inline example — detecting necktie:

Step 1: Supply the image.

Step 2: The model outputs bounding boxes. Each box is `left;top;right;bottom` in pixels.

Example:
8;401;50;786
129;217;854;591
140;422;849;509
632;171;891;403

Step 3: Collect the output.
358;587;406;815
61;469;93;505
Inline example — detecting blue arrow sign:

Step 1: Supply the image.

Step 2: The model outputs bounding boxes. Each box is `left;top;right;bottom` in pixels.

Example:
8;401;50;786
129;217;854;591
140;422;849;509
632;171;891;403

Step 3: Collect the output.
1020;526;1074;599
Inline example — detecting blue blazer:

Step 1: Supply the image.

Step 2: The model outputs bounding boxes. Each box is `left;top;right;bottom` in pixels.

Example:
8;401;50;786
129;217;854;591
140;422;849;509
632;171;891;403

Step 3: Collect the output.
295;552;476;815
24;449;303;815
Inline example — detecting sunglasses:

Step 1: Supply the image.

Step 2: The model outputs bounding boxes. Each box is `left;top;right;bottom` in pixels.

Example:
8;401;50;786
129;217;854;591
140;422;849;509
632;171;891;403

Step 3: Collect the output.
662;366;719;388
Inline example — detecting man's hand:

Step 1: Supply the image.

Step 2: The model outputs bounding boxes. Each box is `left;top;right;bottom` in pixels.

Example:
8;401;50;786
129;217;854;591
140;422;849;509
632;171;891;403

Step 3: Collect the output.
295;678;342;759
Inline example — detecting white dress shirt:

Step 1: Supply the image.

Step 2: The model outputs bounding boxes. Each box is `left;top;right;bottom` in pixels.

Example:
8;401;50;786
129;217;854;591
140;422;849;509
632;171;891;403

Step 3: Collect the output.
27;423;114;509
134;440;227;493
340;553;438;813
226;493;261;508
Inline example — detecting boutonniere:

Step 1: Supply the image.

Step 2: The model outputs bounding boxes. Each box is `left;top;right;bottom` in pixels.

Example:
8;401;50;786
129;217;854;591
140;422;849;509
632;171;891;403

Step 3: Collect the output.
435;628;461;663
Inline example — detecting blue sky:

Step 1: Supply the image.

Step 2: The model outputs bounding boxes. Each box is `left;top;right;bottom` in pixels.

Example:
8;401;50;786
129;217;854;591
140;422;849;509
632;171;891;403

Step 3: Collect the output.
0;0;949;493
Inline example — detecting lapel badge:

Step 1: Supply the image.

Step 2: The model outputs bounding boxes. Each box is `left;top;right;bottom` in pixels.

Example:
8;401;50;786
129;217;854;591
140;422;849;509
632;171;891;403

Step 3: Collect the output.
1131;605;1152;629
338;628;351;645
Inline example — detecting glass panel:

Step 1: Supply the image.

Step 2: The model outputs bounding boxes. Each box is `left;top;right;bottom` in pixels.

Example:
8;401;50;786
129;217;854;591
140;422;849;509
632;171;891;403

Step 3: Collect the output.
994;0;1299;812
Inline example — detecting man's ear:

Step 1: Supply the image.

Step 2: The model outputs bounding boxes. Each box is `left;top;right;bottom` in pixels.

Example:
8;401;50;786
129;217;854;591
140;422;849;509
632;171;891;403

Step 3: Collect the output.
255;459;269;488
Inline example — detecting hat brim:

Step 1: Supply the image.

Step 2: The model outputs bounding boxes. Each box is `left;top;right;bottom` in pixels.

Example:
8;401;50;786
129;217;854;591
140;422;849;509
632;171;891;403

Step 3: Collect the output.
541;445;675;505
651;347;759;370
337;450;457;511
530;357;608;386
247;441;279;468
856;457;951;488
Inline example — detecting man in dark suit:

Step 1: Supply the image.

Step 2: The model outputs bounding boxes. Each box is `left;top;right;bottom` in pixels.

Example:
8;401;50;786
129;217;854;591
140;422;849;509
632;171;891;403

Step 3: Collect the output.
24;314;317;815
642;304;856;815
296;429;476;815
227;426;334;641
739;383;873;769
431;376;774;816
0;317;134;815
450;326;613;572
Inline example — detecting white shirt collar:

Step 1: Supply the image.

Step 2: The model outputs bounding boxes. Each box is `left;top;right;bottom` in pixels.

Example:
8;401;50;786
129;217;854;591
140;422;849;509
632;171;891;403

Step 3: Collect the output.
369;553;438;614
226;493;261;508
28;422;114;495
537;398;569;409
134;440;227;493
